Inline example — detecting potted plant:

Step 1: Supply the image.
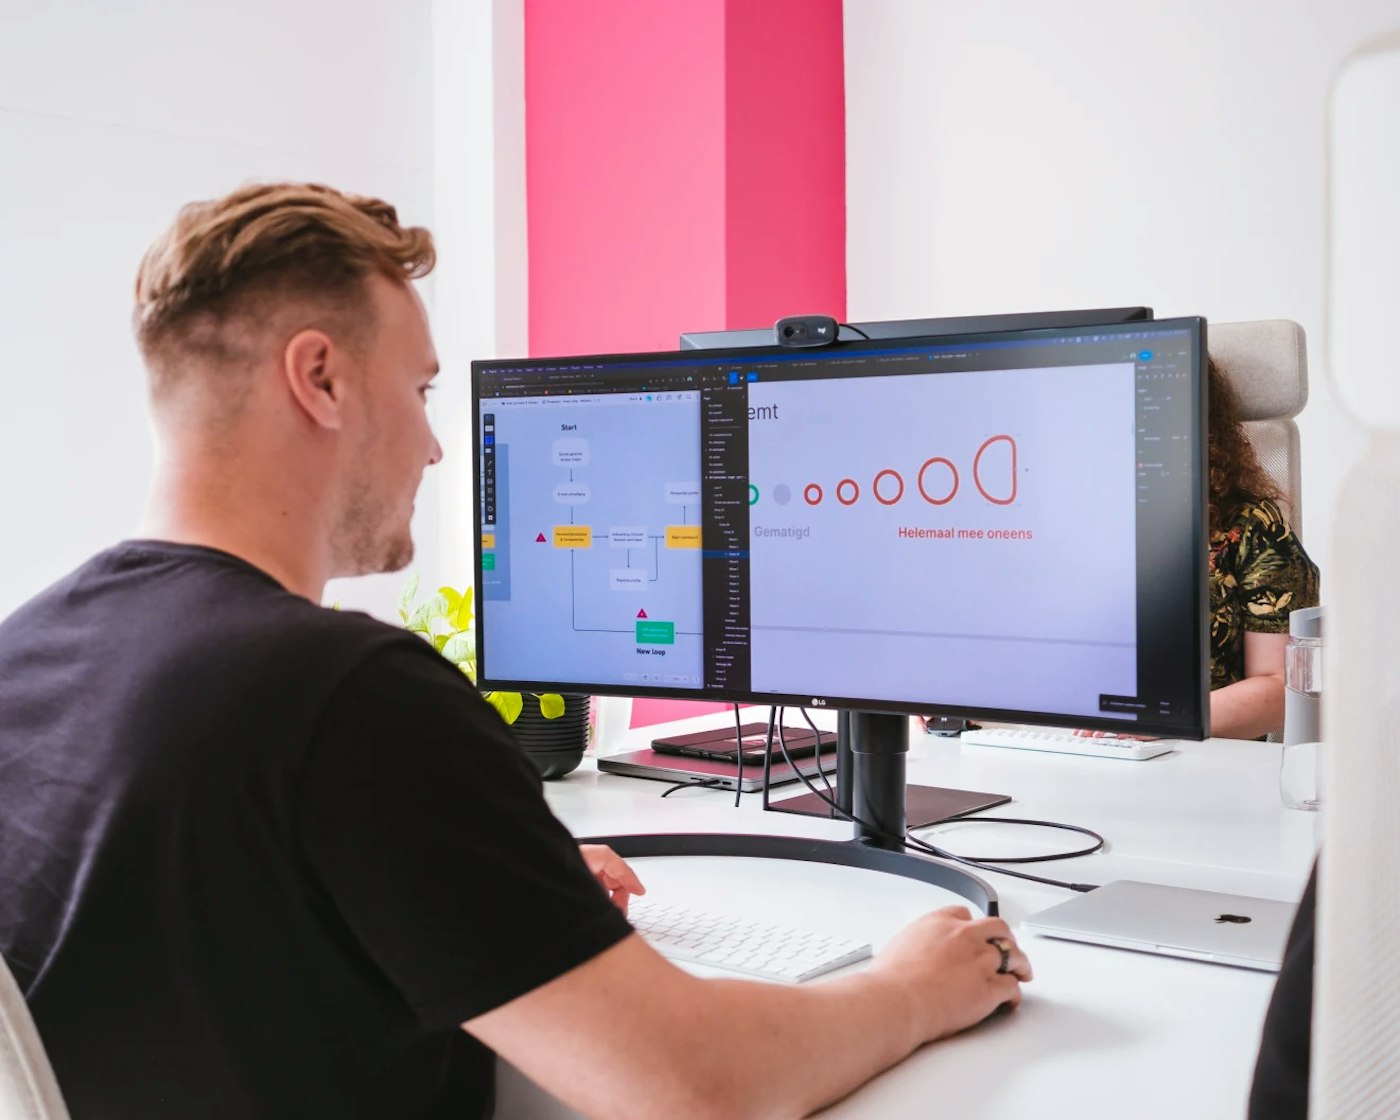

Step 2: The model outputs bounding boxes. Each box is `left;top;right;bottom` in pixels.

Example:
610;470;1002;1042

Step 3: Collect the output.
398;576;590;779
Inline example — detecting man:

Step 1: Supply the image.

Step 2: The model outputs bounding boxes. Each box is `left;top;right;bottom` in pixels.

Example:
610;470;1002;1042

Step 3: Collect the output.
0;182;1030;1119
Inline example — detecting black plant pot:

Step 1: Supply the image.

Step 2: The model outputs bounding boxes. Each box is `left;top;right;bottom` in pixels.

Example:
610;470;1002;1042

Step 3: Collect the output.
510;693;590;780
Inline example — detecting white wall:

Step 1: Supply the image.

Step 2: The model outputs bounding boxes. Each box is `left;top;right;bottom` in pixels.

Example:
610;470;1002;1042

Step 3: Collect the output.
844;0;1399;580
0;0;435;622
431;0;528;593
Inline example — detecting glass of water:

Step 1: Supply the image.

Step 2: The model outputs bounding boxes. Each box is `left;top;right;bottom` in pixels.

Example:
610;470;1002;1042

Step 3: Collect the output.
1281;633;1323;811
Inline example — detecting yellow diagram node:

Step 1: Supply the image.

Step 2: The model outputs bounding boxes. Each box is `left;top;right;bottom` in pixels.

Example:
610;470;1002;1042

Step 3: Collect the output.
666;526;702;549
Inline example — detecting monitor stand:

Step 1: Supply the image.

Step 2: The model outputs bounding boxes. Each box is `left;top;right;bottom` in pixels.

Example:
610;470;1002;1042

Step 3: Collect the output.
765;711;1009;828
580;711;1002;915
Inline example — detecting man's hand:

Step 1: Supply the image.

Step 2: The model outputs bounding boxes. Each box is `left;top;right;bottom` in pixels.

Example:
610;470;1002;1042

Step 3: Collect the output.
869;906;1032;1044
467;898;1025;1119
578;844;646;915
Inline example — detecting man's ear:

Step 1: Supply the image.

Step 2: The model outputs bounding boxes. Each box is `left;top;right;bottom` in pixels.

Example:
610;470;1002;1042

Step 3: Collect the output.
282;328;345;431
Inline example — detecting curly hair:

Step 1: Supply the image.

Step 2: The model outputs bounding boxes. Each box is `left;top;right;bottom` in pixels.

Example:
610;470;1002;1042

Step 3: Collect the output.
134;182;435;400
1207;357;1280;537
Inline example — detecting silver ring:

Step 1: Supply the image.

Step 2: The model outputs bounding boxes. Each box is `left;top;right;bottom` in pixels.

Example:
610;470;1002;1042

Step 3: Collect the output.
988;937;1012;975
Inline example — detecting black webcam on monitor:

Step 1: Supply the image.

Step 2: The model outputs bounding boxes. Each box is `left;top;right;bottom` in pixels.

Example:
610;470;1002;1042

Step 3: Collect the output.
773;314;842;347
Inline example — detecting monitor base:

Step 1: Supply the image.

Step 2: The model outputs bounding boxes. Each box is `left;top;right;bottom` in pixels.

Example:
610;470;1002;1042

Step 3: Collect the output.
579;831;999;916
767;783;1010;829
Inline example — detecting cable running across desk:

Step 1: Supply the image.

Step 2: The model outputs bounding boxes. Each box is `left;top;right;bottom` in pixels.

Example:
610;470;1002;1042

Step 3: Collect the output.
776;709;1103;893
646;706;1104;891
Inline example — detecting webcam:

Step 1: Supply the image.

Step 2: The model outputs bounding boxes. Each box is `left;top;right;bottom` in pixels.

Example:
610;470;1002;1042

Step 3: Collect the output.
774;314;840;348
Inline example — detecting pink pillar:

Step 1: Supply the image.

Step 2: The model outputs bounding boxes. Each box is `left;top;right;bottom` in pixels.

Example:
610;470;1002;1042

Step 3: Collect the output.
722;1;848;329
524;0;846;723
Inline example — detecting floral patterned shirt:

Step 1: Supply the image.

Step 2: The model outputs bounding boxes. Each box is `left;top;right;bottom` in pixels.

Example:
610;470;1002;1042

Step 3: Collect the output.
1209;498;1320;690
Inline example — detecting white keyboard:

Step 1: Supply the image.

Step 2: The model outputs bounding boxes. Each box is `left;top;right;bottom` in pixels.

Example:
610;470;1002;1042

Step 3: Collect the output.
629;900;872;983
958;726;1176;761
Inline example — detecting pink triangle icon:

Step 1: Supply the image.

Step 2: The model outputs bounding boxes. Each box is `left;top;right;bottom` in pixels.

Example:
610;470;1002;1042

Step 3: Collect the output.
637;609;648;619
535;532;547;543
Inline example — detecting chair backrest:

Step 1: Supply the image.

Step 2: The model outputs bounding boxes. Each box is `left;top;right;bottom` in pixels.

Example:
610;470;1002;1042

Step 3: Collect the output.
0;953;70;1120
1315;38;1400;1119
1208;319;1309;532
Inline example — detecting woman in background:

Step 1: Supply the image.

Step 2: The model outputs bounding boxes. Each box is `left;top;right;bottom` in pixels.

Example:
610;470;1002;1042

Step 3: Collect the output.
1205;357;1319;739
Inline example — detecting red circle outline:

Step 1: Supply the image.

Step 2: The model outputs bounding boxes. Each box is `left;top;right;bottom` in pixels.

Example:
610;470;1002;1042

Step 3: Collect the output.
916;457;959;505
873;469;905;506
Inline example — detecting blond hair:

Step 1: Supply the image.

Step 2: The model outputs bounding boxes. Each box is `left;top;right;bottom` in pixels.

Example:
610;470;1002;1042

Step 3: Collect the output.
133;182;434;399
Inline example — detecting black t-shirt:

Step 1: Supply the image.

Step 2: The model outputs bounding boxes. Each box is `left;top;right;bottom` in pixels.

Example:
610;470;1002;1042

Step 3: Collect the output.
1249;863;1316;1119
0;541;631;1118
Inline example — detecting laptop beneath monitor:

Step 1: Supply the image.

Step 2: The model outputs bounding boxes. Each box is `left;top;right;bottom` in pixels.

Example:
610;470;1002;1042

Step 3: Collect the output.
1021;880;1299;971
597;746;837;793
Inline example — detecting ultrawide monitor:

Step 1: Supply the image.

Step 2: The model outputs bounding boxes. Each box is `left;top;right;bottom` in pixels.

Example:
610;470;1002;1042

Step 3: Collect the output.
473;318;1209;738
678;306;1153;349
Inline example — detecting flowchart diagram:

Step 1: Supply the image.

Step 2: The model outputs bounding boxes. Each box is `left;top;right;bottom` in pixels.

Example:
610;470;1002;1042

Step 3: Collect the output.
480;394;705;689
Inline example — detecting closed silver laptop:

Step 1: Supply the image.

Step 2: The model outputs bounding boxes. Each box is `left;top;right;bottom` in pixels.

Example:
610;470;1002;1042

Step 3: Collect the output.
1021;879;1299;971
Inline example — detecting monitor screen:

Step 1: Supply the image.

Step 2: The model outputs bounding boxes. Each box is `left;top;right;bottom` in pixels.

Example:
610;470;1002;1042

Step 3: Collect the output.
473;318;1209;738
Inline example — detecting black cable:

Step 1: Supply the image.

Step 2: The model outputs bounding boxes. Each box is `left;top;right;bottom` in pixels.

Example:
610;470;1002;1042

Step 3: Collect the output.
793;706;834;797
917;817;1104;864
761;706;777;811
743;705;789;804
771;712;1101;892
660;777;724;798
732;703;744;808
840;322;871;340
648;707;1102;887
773;711;819;797
655;706;778;804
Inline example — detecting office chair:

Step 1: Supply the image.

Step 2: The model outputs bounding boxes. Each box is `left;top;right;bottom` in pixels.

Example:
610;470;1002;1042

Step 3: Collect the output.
0;953;70;1120
1313;32;1400;1119
1208;319;1308;532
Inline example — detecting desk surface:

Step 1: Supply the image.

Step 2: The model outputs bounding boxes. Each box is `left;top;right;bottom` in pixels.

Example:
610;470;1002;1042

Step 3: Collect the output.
498;716;1319;1120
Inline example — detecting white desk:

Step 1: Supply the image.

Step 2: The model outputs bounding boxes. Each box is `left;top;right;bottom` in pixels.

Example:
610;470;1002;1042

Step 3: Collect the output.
498;716;1318;1119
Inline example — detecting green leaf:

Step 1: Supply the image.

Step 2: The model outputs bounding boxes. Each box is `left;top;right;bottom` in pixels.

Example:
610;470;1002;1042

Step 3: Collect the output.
487;690;523;724
432;633;450;652
407;593;449;633
537;692;566;719
437;586;462;617
451;585;475;632
441;632;473;665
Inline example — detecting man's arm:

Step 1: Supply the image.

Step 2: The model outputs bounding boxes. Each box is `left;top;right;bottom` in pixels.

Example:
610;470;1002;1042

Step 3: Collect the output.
1210;631;1287;739
466;905;1030;1120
